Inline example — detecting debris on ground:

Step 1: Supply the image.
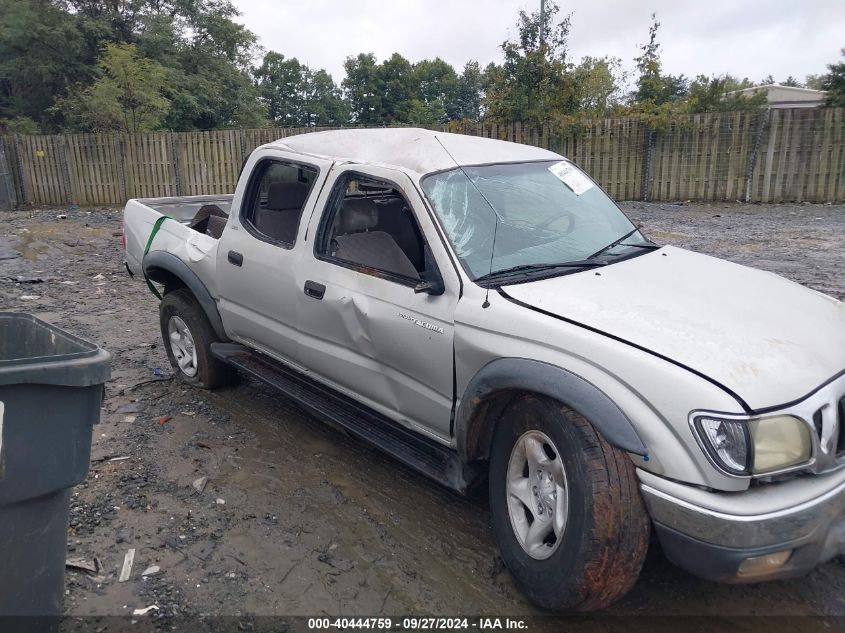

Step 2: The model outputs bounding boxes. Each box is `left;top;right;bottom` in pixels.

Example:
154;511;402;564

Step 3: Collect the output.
6;275;44;284
116;403;144;414
192;477;208;494
118;548;135;583
66;557;98;574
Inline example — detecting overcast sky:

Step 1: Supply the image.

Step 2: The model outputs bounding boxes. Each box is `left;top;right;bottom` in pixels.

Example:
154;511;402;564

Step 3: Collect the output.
237;0;844;86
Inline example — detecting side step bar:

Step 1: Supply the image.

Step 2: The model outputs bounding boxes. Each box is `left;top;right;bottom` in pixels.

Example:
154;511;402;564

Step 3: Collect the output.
210;343;483;495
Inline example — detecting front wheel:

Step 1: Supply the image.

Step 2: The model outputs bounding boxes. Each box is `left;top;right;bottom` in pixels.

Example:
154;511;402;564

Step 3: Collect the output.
159;289;236;389
488;394;650;612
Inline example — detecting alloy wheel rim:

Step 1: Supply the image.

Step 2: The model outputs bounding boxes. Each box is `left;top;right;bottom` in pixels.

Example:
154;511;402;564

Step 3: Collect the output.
505;429;569;560
168;316;198;378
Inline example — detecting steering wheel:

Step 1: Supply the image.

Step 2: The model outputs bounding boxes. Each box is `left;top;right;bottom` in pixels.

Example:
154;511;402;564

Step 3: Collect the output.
535;211;576;234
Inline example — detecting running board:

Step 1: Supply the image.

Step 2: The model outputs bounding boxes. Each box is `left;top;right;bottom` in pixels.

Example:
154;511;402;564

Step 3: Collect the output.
210;343;483;495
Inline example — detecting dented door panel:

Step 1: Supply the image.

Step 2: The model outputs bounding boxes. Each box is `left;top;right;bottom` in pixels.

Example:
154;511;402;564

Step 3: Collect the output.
295;165;460;440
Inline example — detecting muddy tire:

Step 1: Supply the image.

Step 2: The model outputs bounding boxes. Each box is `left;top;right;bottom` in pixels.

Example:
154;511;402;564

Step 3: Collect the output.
488;394;649;612
159;289;236;389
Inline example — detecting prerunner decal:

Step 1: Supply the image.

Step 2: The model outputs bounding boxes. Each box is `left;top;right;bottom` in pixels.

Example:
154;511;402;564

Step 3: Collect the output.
398;313;444;334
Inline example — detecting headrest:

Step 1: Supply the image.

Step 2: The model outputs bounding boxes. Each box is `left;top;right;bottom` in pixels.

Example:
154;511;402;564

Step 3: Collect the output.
267;181;310;211
372;197;407;228
335;197;379;234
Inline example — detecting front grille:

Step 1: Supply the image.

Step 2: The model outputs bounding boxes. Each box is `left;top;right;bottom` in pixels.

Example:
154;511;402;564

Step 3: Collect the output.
837;396;845;456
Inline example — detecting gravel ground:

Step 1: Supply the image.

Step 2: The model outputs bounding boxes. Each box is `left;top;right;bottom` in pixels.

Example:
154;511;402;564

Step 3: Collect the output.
0;201;843;630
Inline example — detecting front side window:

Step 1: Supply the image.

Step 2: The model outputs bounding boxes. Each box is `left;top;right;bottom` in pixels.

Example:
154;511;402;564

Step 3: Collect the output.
242;160;318;246
421;161;650;280
317;175;425;283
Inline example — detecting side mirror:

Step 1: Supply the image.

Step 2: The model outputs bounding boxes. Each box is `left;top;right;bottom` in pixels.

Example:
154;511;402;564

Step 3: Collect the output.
414;279;444;294
414;245;445;295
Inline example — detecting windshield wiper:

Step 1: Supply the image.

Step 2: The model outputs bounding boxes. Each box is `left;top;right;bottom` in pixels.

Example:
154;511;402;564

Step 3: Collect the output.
616;242;660;250
588;226;643;259
475;259;606;282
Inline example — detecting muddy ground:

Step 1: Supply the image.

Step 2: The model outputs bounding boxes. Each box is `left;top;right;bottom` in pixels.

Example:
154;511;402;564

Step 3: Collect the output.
0;201;844;628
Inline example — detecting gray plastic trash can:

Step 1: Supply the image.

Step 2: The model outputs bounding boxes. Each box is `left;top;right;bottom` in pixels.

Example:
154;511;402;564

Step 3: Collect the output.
0;313;110;616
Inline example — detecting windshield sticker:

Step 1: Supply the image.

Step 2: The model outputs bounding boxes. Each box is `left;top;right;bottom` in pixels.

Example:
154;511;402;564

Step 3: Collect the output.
548;161;594;195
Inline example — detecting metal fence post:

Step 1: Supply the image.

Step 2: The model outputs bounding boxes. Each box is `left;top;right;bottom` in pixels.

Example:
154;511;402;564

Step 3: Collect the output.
59;136;73;204
13;134;29;206
745;108;770;203
641;128;656;202
239;129;248;163
170;132;182;196
114;131;127;203
0;138;18;210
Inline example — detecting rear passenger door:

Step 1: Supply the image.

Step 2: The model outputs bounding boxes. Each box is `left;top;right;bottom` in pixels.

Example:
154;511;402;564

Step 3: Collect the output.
295;165;460;441
217;149;331;367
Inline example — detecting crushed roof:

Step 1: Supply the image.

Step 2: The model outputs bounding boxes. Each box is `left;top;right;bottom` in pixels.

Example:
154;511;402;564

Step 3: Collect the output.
268;127;563;176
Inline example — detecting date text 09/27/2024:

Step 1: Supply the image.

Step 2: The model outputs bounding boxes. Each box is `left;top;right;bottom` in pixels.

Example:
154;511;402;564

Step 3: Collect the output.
307;617;529;630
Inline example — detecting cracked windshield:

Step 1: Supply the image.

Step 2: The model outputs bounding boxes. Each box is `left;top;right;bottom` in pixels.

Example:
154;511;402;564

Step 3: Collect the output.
422;160;651;280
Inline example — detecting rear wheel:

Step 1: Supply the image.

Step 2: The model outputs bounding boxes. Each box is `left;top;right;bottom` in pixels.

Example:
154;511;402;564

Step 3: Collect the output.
159;289;236;389
488;394;650;612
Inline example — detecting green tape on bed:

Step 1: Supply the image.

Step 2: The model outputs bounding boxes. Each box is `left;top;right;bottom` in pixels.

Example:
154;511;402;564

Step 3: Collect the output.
142;215;171;301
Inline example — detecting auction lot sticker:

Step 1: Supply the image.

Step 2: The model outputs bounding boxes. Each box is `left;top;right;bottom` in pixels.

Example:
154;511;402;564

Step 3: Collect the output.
548;161;594;195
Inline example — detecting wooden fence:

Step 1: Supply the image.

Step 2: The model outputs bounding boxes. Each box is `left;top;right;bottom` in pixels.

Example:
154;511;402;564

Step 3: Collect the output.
1;107;844;208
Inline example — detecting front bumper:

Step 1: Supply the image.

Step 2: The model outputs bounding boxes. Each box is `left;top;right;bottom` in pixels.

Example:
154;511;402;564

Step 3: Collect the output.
639;468;845;582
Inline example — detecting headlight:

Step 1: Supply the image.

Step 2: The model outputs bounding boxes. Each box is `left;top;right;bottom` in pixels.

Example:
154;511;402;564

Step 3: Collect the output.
696;417;750;474
694;414;812;476
749;415;813;473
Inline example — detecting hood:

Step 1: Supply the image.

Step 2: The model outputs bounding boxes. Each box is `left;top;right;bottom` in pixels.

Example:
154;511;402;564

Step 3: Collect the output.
502;246;845;412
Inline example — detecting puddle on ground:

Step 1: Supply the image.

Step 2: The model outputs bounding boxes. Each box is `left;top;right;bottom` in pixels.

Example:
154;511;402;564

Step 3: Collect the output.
18;235;49;261
9;222;113;262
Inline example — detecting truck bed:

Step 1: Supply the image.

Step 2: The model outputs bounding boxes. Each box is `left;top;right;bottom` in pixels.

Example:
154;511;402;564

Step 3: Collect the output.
123;194;231;297
138;194;234;222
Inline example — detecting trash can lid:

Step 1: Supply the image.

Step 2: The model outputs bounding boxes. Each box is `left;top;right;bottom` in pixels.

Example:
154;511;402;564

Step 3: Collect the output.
0;313;111;387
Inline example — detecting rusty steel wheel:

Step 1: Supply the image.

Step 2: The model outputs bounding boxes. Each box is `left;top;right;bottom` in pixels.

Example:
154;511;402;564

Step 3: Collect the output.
488;394;650;612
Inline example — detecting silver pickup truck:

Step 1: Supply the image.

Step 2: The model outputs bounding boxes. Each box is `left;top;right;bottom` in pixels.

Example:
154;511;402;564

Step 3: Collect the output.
123;128;845;611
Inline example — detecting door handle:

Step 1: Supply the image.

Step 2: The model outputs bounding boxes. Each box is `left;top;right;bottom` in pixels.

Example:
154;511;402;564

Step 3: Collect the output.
227;250;243;267
304;280;326;300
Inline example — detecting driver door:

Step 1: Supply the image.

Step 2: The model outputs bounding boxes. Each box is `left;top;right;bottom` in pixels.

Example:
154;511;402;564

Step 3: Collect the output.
294;165;461;441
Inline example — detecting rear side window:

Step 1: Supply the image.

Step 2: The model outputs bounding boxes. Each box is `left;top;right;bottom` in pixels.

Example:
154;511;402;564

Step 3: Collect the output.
242;160;319;247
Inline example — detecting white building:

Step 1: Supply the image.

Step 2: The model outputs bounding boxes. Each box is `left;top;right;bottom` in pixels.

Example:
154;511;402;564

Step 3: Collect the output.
729;84;827;108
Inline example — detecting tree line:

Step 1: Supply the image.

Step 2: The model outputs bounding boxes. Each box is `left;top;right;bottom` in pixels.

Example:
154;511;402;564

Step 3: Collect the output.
1;1;843;135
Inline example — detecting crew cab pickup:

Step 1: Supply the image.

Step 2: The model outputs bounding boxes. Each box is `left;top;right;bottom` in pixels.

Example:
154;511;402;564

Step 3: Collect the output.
123;128;845;611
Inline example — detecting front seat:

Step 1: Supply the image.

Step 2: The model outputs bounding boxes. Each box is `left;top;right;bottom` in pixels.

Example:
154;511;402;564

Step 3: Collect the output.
253;181;311;244
332;198;420;279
